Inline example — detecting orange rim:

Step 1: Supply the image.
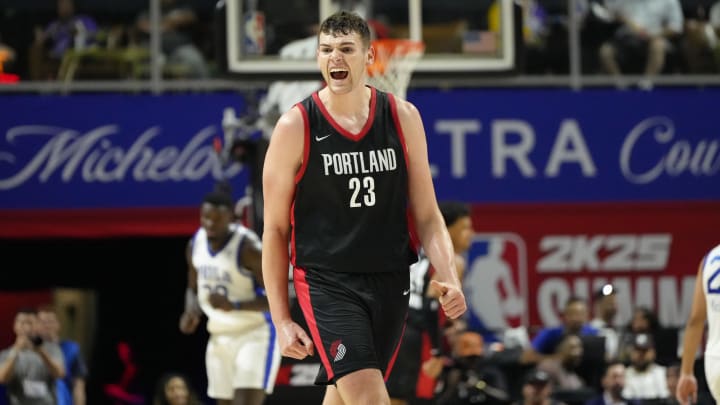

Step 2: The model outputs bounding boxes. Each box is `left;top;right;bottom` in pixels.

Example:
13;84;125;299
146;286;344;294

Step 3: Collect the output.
367;39;425;76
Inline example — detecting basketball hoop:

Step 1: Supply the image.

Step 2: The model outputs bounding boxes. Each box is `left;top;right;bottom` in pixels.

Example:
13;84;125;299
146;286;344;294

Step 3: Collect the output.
367;39;425;100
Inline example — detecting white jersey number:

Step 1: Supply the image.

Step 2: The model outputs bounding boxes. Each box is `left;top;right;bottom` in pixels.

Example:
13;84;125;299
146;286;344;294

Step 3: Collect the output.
349;176;376;208
707;256;720;295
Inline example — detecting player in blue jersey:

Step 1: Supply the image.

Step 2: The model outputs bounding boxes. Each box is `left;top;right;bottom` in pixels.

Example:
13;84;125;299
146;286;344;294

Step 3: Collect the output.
676;243;720;405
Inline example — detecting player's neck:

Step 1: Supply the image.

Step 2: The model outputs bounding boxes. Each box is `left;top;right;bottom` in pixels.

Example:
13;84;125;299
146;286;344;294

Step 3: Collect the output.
319;85;371;117
208;229;234;251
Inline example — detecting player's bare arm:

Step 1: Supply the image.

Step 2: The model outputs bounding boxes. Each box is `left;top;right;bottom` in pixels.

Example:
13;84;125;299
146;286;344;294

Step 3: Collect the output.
263;106;314;359
676;260;707;405
397;97;467;320
241;236;264;286
428;255;466;299
180;240;201;334
208;239;270;312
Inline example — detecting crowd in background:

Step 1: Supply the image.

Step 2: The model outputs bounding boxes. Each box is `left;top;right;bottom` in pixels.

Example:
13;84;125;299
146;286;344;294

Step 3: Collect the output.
2;284;707;405
400;284;715;405
0;0;719;83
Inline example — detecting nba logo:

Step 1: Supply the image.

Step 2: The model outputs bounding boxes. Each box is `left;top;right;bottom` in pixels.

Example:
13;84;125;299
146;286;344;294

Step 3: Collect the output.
463;233;528;336
243;11;266;55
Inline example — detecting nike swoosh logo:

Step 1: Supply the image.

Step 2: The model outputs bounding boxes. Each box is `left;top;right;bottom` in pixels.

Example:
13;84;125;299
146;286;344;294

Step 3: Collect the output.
315;134;331;141
403;289;410;295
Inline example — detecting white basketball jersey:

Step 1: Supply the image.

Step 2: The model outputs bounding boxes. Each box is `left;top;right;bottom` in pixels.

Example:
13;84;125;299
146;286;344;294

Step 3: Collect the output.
702;243;720;357
408;257;431;310
192;223;266;334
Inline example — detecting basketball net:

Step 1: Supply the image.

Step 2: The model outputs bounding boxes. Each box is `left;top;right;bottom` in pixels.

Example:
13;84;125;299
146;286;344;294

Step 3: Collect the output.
367;39;425;100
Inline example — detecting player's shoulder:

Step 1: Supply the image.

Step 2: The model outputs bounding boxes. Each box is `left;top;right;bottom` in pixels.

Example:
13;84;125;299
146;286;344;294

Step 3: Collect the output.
273;103;306;135
384;92;424;140
232;222;261;242
231;222;254;236
703;244;720;266
189;227;203;242
387;92;421;121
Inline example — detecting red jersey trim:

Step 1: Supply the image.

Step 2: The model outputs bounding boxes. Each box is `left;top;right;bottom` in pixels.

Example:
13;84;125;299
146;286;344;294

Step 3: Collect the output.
384;318;407;381
294;103;312;184
311;86;377;142
290;103;311;266
290;199;297;267
293;267;334;381
388;93;421;252
387;93;410;173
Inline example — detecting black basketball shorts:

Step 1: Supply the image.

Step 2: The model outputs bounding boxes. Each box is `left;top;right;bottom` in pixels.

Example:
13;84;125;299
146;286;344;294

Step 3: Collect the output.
385;323;424;399
293;266;410;385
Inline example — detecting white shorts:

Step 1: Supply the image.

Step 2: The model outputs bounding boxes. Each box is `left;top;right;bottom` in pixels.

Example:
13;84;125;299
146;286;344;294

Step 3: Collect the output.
705;354;720;402
205;317;281;399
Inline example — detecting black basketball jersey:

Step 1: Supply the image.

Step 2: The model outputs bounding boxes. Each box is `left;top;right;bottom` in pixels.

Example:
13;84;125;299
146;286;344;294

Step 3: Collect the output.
291;87;417;273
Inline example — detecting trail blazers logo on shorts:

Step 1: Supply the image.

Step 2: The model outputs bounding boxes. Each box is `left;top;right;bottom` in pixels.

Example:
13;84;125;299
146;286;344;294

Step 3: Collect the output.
329;339;346;362
464;233;528;333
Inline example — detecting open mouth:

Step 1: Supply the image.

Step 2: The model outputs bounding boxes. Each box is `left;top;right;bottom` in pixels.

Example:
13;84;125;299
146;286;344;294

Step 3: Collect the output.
330;69;349;80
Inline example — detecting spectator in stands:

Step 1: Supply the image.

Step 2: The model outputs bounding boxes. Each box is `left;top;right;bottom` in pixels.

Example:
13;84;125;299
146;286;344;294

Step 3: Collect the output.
135;0;208;78
617;306;661;364
683;0;720;73
598;0;684;90
712;1;720;64
537;334;586;391
512;368;564;405
151;372;203;405
522;297;598;363
432;331;509;405
590;284;620;361
0;35;16;75
37;306;87;405
623;333;670;400
585;362;640;405
516;0;550;73
29;0;98;80
0;307;66;405
665;363;681;405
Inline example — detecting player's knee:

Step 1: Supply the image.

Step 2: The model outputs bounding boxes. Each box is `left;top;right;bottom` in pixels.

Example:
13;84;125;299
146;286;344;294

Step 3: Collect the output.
353;392;390;405
336;373;390;405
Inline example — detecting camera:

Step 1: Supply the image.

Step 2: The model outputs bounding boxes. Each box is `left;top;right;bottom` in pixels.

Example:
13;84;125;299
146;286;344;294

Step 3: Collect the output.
29;335;43;347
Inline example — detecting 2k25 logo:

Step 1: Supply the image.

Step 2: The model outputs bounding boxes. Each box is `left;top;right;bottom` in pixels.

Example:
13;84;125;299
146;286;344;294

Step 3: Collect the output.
464;233;528;332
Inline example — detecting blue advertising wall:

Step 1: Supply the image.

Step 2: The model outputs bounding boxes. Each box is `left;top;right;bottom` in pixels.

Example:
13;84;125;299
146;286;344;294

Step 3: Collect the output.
410;88;719;202
0;88;718;235
0;93;250;209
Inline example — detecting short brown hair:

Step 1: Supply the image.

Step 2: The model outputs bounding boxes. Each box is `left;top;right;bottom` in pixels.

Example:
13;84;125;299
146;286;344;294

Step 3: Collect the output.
319;11;371;48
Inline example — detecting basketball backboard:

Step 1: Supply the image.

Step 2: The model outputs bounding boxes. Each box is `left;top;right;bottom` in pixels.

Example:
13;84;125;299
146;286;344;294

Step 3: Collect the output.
222;0;516;81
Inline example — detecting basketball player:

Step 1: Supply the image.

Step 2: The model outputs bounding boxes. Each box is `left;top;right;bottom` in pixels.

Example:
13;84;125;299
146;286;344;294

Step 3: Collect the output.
261;10;467;405
387;201;472;405
179;189;281;405
676;243;720;405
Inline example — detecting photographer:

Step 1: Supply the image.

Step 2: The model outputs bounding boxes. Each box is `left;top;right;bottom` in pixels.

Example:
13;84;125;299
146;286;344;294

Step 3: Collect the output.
0;308;65;405
432;331;510;405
